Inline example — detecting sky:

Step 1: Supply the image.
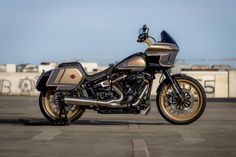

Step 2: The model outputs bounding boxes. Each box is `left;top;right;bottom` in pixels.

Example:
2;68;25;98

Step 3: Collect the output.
0;0;236;67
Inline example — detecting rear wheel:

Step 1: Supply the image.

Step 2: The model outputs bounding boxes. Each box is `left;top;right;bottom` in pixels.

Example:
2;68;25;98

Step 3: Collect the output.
156;75;206;124
39;90;84;123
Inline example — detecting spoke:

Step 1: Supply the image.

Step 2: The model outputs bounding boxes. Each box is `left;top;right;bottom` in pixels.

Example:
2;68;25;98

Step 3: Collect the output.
192;91;197;96
177;103;182;110
183;104;189;109
175;104;179;110
185;93;191;99
185;100;191;105
194;98;199;102
171;108;176;114
179;104;183;110
187;84;192;91
187;107;194;114
182;104;186;110
182;82;186;89
166;105;172;110
183;102;190;108
172;100;178;105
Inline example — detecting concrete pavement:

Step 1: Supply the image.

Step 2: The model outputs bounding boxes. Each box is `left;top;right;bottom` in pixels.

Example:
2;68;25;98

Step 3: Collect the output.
0;96;236;157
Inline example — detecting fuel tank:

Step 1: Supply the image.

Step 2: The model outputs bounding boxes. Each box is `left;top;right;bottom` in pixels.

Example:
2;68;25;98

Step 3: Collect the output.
46;66;85;90
116;52;146;71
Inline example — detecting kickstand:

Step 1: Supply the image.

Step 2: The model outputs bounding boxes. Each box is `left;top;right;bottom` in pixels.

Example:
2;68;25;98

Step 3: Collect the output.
54;102;71;126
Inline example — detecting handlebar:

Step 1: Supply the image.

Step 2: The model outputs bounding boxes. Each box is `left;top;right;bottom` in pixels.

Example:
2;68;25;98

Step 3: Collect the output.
137;25;156;43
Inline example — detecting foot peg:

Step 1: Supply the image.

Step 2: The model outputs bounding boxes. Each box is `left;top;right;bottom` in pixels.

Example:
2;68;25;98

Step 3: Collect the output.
141;106;151;115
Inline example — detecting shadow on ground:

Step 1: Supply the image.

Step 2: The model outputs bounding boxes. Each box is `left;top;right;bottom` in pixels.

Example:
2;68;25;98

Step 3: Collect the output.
0;118;169;126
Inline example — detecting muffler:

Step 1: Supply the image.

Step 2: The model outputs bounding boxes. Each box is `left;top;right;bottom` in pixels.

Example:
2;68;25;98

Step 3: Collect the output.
64;86;124;108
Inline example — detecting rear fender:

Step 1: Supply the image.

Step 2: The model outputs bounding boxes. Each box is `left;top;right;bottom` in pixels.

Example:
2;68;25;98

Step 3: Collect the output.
36;70;55;91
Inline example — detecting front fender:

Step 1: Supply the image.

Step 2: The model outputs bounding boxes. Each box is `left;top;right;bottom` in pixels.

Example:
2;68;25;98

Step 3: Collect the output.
36;70;53;91
170;73;186;78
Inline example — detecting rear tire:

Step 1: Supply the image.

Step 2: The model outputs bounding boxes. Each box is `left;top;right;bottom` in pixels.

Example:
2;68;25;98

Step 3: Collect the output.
156;75;206;124
39;90;85;123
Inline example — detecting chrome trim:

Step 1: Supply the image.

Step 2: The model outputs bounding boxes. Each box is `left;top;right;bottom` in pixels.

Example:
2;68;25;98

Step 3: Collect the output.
111;75;127;84
141;106;151;115
131;83;149;106
64;85;124;108
96;80;111;88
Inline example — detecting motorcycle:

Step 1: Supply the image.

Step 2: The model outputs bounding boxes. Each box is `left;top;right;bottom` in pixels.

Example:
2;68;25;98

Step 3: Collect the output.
36;25;206;125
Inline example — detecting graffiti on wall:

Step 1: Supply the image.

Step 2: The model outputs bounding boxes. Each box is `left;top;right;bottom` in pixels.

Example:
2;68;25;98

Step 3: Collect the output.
0;76;39;95
197;79;215;94
18;77;37;94
0;79;11;94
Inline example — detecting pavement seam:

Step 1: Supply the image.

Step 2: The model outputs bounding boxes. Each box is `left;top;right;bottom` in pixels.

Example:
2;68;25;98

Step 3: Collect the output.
129;124;139;130
173;128;205;144
32;128;61;141
132;139;150;157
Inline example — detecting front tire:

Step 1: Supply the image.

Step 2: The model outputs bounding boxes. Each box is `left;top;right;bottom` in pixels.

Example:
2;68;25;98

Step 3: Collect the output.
156;75;206;124
39;90;85;123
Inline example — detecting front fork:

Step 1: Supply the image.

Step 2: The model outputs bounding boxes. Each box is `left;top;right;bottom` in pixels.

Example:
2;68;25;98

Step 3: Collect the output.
162;70;185;100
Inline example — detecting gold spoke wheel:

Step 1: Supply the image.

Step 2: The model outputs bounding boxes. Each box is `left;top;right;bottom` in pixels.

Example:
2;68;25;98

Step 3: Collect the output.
157;75;206;124
39;90;84;122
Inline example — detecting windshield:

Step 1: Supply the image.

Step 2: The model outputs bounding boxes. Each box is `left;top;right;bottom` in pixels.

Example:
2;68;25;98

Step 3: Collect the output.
161;31;178;47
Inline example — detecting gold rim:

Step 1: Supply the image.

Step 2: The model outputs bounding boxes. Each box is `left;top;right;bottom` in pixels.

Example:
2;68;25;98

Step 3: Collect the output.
160;79;203;122
44;91;81;120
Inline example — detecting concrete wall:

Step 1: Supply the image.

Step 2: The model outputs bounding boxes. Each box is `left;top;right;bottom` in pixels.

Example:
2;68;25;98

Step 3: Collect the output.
0;73;40;96
229;71;236;98
0;71;236;98
181;71;236;98
151;70;236;98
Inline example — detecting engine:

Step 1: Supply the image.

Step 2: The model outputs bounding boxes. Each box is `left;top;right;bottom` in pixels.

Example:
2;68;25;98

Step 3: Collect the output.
93;73;151;105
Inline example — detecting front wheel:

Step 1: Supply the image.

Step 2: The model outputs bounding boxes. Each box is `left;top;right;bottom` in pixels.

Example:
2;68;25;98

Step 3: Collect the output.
39;90;85;123
156;75;206;124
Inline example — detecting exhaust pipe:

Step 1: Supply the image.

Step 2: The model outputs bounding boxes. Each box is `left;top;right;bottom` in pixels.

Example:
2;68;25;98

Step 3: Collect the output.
64;86;124;108
131;84;149;106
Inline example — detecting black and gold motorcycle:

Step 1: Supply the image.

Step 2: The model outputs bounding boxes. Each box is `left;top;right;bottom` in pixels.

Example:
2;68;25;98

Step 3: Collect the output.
36;25;206;125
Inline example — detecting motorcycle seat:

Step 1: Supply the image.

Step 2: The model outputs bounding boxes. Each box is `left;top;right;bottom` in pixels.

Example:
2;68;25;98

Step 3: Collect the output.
85;65;113;81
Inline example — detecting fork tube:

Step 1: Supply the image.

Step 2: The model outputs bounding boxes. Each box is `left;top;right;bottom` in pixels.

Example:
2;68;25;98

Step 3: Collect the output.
162;70;184;99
